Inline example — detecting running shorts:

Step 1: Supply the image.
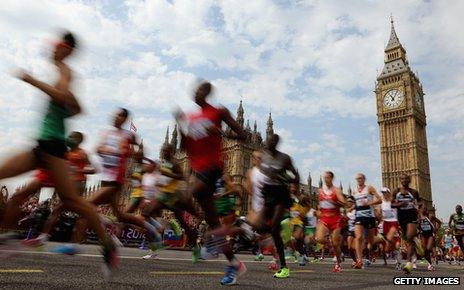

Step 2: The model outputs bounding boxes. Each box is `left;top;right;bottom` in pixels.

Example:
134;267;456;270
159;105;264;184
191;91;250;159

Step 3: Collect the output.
355;216;376;229
320;215;342;232
101;180;123;188
304;227;316;237
33;139;67;160
383;221;399;235
398;209;418;233
262;184;292;209
193;167;222;198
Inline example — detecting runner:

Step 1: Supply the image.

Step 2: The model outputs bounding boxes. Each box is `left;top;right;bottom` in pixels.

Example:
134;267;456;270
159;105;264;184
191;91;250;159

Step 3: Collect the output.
304;198;318;263
141;144;199;260
315;171;346;272
24;131;96;247
417;203;435;271
85;108;160;248
448;205;464;254
255;134;300;278
125;143;145;214
290;195;312;266
0;31;117;274
345;196;357;266
391;174;421;274
378;187;401;269
442;229;454;263
352;173;381;269
175;81;247;285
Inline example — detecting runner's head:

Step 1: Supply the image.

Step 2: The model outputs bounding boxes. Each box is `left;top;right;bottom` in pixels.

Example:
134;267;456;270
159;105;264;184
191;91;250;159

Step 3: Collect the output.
300;195;312;208
323;171;334;187
113;107;129;128
418;202;428;215
265;134;279;151
456;205;463;214
355;173;366;186
251;150;262;167
160;144;173;160
194;81;213;106
53;31;77;61
400;174;411;187
67;131;84;149
346;195;355;207
381;187;391;201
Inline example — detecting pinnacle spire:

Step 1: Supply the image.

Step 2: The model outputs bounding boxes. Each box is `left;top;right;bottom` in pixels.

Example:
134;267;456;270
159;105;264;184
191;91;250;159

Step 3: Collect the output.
266;111;274;140
318;176;323;189
253;120;257;132
385;15;401;50
246;119;251;131
163;126;169;145
170;124;178;150
236;100;244;127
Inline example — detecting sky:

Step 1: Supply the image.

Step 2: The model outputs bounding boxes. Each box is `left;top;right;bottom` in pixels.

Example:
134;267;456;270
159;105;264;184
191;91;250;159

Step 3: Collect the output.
0;0;463;220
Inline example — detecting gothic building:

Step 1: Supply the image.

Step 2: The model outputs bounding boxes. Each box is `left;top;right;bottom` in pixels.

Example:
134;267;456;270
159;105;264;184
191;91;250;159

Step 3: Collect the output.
375;18;433;209
161;101;317;214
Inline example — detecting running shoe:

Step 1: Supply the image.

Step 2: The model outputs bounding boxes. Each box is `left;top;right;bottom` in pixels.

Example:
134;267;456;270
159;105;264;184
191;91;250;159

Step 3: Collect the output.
22;237;45;248
403;262;413;274
142;251;158;260
293;251;301;263
412;262;417;269
220;262;246;286
299;255;307;266
395;262;402;270
254;253;264;261
332;263;342;272
51;244;79;255
192;244;201;263
351;261;357;268
101;242;119;280
364;259;371;267
353;261;363;269
273;267;290;278
427;264;435;271
268;260;278;271
311;257;319;263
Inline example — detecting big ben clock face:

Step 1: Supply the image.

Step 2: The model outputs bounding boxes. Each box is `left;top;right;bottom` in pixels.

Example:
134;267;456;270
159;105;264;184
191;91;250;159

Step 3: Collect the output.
383;89;404;109
415;91;423;109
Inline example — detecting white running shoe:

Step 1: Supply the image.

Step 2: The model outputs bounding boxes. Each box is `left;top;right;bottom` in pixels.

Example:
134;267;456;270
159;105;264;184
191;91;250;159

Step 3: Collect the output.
142;251;158;260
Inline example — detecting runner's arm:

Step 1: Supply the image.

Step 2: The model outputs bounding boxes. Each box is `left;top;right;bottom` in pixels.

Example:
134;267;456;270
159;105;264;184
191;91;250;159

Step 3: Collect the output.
368;186;382;206
448;214;454;229
335;187;346;206
285;155;300;184
20;66;81;115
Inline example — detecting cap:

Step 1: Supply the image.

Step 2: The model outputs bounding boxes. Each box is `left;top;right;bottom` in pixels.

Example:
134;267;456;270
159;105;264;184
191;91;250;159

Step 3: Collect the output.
381;187;391;193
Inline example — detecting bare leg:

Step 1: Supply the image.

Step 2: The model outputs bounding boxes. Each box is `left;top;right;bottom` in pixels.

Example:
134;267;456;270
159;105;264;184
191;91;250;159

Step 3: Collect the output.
405;223;417;262
0;151;36;180
332;228;343;264
45;155;110;245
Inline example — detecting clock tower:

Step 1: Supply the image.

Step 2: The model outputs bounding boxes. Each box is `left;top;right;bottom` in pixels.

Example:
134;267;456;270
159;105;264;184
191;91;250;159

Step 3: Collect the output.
375;18;433;209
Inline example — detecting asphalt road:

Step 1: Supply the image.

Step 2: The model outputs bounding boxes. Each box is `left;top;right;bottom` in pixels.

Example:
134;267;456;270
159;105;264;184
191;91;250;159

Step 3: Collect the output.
0;243;463;289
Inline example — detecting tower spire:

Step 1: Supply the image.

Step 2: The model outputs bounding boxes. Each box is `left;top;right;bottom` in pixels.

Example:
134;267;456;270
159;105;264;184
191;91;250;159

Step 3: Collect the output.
266;111;274;141
385;14;401;50
164;126;169;145
170;124;178;150
236;100;244;127
318;176;323;189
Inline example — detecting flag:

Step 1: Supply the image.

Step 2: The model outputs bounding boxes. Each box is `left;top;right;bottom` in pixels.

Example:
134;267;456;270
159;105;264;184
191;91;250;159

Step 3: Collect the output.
130;119;137;132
